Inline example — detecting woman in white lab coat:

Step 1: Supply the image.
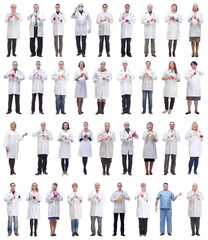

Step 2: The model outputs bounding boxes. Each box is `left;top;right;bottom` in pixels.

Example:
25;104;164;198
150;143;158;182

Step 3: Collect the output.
4;122;27;175
74;61;88;114
165;4;182;57
26;183;41;236
186;183;204;236
162;61;180;114
67;183;83;236
93;61;112;115
185;122;204;174
134;183;151;236
142;122;158;175
188;4;203;57
5;4;22;57
57;122;74;176
185;61;203;114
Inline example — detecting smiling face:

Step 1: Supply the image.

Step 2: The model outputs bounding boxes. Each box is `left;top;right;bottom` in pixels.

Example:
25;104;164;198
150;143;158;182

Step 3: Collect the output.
10;123;16;131
141;184;146;192
79;61;84;69
72;185;78;191
105;123;110;132
34;4;39;12
147;4;153;12
146;61;151;69
124;122;129;130
170;122;175;130
11;6;16;13
192;122;198;131
59;61;64;69
95;183;100;191
52;184;57;191
191;63;197;70
41;122;46;130
122;61;128;69
125;4;130;12
169;61;175;70
147;123;153;131
163;184;168;191
55;4;60;12
63;123;68;130
10;183;16;192
12;61;18;70
117;183;122;190
171;4;177;12
36;61;41;69
102;4;108;12
32;183;37;191
193;4;198;12
100;61;106;70
192;184;198;191
83;122;88;130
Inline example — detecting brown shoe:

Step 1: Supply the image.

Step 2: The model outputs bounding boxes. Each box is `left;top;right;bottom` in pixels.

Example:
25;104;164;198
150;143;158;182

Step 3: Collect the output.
59;53;62;57
152;54;157;57
14;233;19;236
56;53;58;57
8;233;12;236
145;54;148;57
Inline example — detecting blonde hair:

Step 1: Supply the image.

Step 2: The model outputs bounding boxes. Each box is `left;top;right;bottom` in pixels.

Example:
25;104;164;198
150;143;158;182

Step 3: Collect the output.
191;122;198;130
11;4;17;8
192;4;199;11
10;122;17;129
31;183;39;192
72;183;78;188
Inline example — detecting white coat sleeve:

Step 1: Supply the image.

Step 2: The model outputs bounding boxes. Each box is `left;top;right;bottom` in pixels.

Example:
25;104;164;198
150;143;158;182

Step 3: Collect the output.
154;132;159;142
4;71;11;79
100;193;106;204
198;12;203;23
42;70;48;80
120;131;128;143
90;131;93;141
51;13;55;23
111;132;116;143
139;70;145;80
142;131;148;140
26;193;30;201
46;192;53;203
199;192;204;201
187;12;193;23
62;14;66;23
185;70;192;80
110;192;117;202
176;132;181;142
165;14;170;23
96;13;101;24
4;193;12;203
97;132;103;142
69;131;74;142
93;71;97;81
16;71;25;81
185;131;192;141
151;70;157;80
141;14;148;24
109;13;114;23
58;193;63;201
88;192;94;201
39;13;46;22
67;194;72;204
178;13;182;23
162;132;168;142
51;71;59;80
186;191;194;200
131;14;136;24
57;131;62;141
32;131;39;137
29;70;35;80
117;71;123;82
119;14;123;23
48;131;53;141
123;191;130;201
154;13;159;23
108;70;112;81
87;13;91;31
4;132;9;147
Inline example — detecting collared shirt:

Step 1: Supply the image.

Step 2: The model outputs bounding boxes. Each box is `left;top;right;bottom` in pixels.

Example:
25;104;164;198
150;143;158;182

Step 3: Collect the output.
156;190;175;209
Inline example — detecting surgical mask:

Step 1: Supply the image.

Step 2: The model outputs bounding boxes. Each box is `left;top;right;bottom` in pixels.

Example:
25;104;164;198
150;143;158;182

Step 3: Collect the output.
78;7;83;11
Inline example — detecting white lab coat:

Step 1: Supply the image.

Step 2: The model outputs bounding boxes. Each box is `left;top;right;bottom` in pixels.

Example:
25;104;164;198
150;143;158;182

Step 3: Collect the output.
93;69;112;99
119;12;136;38
162;129;180;155
162;69;180;97
186;191;204;217
110;190;130;213
26;191;41;219
120;129;138;155
74;69;88;98
71;11;91;36
185;69;204;97
57;130;74;159
185;130;203;157
142;131;158;159
46;191;63;218
5;13;22;39
78;130;93;157
96;12;113;36
4;191;22;216
51;12;66;36
134;191;151;218
139;68;157;91
67;191;83;219
141;11;159;39
32;129;53;155
165;12;182;40
29;68;47;94
117;68;135;95
88;190;106;217
27;11;46;37
188;12;203;37
4;69;25;95
51;69;70;95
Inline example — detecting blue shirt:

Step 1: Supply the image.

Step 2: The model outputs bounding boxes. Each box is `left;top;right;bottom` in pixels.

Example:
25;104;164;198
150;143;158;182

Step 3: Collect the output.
156;190;175;209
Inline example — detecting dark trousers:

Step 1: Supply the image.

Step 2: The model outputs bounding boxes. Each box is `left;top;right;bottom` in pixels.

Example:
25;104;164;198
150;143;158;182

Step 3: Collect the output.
30;27;43;56
122;154;133;174
121;38;131;56
61;158;69;171
164;154;176;174
8;94;20;113
188;157;199;174
9;158;15;174
164;97;175;110
82;157;88;171
139;218;148;235
7;39;17;55
113;213;125;234
101;158;111;174
31;93;43;113
76;36;87;55
99;35;110;54
121;94;131;113
37;154;47;173
190;217;200;234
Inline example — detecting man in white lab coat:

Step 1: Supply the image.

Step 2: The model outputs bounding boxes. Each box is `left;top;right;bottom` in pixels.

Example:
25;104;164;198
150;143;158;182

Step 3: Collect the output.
111;183;130;236
71;4;91;57
32;122;53;175
27;4;45;57
141;4;159;57
96;4;113;57
29;61;47;114
4;183;21;236
4;61;25;114
119;4;136;57
162;122;180;175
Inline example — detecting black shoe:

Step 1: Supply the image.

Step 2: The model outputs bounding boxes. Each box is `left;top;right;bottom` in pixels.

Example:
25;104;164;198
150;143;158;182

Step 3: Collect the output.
61;112;66;114
121;55;125;57
141;111;146;114
34;232;37;237
128;173;132;176
98;234;102;236
192;232;195;236
98;53;102;57
121;233;125;236
112;233;117;236
171;172;176;175
172;52;175;57
127;111;131;114
75;232;79;236
6;111;11;114
169;53;171;57
107;53;110;57
185;111;191;115
39;111;44;114
37;55;42;57
164;173;168;175
122;171;126;175
10;172;13;175
103;172;106;175
168;233;172;236
195;111;199;114
13;53;17;57
43;171;48;175
82;54;86;57
83;168;87;175
12;171;16;175
127;54;132;57
35;172;41;175
121;112;125;114
16;112;22;114
56;112;59;114
149;111;153;114
77;53;81;56
7;54;10;57
160;233;164;236
31;112;34;114
30;55;36;57
30;232;33;236
107;172;110;176
72;233;75;237
90;234;95;236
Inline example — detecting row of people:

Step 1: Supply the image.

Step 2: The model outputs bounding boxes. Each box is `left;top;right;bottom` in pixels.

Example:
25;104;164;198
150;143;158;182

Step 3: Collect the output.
5;3;203;57
4;60;204;115
4;121;203;176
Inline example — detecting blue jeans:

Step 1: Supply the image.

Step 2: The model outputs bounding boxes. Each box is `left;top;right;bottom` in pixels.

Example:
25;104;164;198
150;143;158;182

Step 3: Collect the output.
61;158;69;171
142;91;152;112
8;216;18;234
55;95;66;113
160;209;172;234
71;219;79;233
189;157;199;174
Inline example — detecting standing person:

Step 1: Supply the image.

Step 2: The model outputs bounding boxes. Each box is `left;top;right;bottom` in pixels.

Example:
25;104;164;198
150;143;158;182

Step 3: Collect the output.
185;122;204;175
88;183;106;236
57;122;74;176
165;4;182;57
51;3;66;57
93;61;112;114
96;4;113;57
120;122;138;175
141;4;159;57
162;61;180;114
162;122;180;175
4;61;25;114
186;183;204;236
117;61;135;114
139;61;157;114
29;61;47;114
5;4;22;57
78;122;93;175
4;122;27;175
74;61;88;114
26;183;41;236
97;122;116;175
111;183;130;236
119;4;136;57
51;61;70;114
46;183;63;237
185;61;204;114
4;183;22;236
188;4;203;57
67;183;83;236
32;122;53;175
71;3;91;57
27;4;46;57
134;183;151;236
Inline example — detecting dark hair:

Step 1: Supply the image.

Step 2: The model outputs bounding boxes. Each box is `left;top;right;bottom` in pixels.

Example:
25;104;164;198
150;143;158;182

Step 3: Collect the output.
78;61;85;68
10;182;16;186
191;61;197;66
146;61;151;65
163;182;168;185
168;61;177;74
171;4;178;11
36;61;41;64
55;3;60;7
125;4;130;8
102;3;108;8
62;122;70;130
83;121;88;125
53;183;58;187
